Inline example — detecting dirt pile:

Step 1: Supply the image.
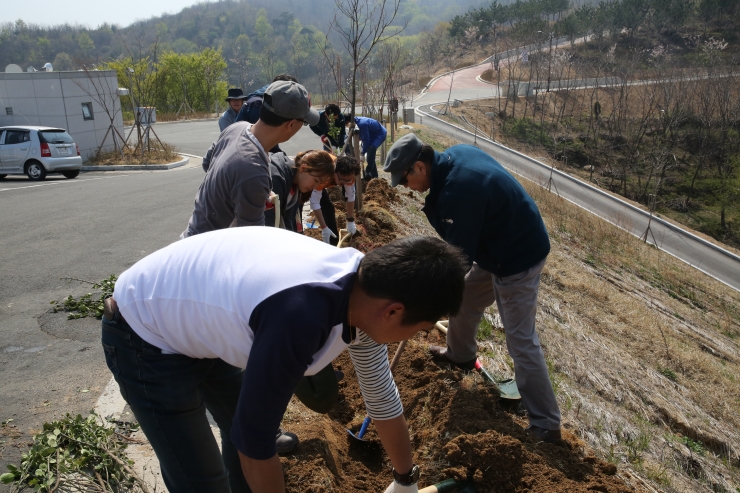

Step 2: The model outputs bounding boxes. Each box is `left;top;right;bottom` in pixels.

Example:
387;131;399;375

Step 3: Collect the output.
280;337;636;493
304;179;402;251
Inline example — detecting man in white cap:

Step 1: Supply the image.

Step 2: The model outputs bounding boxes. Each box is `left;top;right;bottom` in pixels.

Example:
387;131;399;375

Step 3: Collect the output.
182;80;320;238
383;133;561;443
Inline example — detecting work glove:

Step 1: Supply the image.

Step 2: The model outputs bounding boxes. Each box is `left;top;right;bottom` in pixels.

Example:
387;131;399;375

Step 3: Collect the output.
321;227;337;244
346;221;356;235
384;481;418;493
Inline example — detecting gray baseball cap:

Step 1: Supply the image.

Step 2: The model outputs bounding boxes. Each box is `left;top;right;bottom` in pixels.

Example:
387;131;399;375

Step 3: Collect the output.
262;81;320;126
383;133;424;187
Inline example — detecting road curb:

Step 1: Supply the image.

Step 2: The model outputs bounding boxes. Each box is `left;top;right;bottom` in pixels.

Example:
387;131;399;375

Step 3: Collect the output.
415;105;740;280
81;156;189;172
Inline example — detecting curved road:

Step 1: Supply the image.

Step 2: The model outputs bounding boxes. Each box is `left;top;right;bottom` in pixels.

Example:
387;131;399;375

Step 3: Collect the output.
415;102;740;291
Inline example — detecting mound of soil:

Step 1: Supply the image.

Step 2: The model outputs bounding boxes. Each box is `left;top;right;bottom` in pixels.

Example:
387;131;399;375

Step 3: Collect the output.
281;337;635;492
304;179;402;252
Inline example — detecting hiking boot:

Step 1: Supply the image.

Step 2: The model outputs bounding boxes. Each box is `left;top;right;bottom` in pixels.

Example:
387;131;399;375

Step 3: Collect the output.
526;425;562;443
276;428;299;454
428;345;477;372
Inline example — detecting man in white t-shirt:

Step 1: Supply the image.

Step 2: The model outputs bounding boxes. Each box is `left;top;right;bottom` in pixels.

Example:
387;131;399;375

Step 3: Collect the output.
102;227;467;493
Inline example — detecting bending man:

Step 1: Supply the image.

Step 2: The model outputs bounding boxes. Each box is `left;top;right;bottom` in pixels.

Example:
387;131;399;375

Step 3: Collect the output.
383;134;561;442
102;227;467;492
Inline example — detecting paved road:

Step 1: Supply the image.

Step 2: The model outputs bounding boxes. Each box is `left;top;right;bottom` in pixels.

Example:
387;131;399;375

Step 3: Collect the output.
152;120;322;158
415;103;740;291
0;123;324;473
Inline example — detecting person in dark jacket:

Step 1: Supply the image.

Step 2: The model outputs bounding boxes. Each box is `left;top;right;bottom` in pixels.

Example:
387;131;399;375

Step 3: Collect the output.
266;150;335;231
309;104;346;152
383;133;562;443
218;88;247;131
346;115;387;180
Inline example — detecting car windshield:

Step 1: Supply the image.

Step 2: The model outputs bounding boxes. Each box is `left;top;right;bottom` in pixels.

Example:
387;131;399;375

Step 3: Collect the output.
39;130;74;144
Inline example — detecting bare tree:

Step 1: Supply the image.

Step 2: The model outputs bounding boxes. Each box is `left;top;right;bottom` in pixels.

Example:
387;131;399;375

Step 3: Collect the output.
73;60;127;157
320;0;406;210
321;0;406;129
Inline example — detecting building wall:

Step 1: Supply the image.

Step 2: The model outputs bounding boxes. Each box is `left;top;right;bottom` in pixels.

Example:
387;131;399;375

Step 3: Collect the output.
0;70;125;162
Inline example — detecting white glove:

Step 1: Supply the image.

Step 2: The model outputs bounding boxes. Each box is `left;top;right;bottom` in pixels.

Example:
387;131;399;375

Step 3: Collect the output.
346;221;357;235
384;481;418;493
321;227;337;243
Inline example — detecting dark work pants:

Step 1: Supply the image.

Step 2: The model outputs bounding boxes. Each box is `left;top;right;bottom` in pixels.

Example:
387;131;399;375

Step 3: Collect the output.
364;145;379;179
102;315;251;493
320;189;339;246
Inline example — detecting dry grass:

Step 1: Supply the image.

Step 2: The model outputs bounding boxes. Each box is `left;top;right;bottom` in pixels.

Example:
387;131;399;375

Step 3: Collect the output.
86;142;181;166
383;124;740;492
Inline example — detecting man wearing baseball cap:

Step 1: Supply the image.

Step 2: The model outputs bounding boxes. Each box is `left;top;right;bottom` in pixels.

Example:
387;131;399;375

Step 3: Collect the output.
182;80;319;238
383;134;562;443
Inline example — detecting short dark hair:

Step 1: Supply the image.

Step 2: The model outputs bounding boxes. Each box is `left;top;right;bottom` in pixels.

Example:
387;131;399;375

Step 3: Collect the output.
419;144;435;165
325;104;341;116
259;94;293;127
335;155;361;177
273;74;298;83
357;236;467;325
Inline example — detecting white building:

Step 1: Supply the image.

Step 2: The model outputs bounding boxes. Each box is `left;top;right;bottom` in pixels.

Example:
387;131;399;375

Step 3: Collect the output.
0;69;125;162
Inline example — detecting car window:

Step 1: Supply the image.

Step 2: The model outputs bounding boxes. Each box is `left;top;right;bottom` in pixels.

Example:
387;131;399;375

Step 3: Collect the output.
0;131;4;144
39;130;74;144
5;130;29;145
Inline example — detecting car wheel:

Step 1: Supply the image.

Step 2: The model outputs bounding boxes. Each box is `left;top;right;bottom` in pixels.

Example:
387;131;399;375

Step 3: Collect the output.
0;174;7;180
26;161;47;181
62;170;80;179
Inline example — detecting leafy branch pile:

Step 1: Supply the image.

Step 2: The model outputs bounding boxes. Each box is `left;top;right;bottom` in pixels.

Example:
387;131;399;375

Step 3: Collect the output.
0;413;148;493
51;275;117;320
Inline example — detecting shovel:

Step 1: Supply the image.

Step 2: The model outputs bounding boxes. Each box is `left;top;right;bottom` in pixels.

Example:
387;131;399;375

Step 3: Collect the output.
434;322;521;401
347;339;408;441
419;479;474;492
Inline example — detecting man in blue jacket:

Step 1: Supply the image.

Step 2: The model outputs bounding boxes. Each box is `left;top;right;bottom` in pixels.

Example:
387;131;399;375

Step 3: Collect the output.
383;133;561;442
347;115;387;180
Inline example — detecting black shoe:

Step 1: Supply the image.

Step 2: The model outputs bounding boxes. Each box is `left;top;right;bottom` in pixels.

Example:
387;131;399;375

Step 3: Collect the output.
428;345;477;372
276;428;299;454
526;425;562;443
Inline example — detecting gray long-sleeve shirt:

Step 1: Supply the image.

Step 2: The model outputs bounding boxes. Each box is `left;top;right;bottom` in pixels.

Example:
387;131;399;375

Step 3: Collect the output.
181;122;271;238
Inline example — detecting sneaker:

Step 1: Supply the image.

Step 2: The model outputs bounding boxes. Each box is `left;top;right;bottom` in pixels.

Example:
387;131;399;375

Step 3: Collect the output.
428;345;477;372
526;425;562;443
276;428;299;454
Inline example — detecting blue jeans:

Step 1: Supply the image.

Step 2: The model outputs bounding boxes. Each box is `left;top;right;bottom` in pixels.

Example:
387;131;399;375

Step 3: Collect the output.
102;314;251;493
364;145;378;179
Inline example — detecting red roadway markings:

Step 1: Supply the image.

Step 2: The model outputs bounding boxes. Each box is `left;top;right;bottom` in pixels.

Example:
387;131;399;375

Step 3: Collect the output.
426;56;514;93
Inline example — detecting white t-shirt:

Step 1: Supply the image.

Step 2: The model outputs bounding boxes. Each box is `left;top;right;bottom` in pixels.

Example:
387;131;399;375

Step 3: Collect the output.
310;183;356;211
113;227;402;459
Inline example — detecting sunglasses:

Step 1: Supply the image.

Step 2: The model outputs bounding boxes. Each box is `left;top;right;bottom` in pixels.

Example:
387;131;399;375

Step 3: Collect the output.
399;150;423;186
298;119;310;127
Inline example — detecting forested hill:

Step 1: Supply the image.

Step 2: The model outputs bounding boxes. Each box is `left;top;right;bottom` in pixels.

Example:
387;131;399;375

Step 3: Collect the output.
0;0;486;73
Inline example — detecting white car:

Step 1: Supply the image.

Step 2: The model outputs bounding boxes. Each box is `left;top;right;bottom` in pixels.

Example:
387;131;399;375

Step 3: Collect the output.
0;126;82;181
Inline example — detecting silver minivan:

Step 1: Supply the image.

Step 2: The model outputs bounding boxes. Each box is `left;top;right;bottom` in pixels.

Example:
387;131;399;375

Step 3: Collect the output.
0;126;83;181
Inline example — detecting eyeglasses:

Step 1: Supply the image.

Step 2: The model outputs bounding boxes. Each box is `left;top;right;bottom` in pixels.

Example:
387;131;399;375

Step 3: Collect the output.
298;119;310;127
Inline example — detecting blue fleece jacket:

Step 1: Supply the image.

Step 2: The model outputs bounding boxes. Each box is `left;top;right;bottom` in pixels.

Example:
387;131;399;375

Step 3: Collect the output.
354;117;387;152
423;145;550;277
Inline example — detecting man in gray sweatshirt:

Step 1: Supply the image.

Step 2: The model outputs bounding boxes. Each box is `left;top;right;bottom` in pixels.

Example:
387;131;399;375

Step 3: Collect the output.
182;81;319;238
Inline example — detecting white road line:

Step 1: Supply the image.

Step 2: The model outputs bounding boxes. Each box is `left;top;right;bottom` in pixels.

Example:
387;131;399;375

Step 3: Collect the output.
0;174;134;192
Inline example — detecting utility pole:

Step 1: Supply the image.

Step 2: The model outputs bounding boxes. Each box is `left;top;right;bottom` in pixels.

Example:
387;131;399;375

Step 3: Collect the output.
546;32;553;93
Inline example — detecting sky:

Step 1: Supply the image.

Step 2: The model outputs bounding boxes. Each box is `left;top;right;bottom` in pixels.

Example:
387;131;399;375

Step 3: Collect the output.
2;0;205;29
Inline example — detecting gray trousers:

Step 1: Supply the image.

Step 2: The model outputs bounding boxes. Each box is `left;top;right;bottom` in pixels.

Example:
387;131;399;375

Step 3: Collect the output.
446;259;561;430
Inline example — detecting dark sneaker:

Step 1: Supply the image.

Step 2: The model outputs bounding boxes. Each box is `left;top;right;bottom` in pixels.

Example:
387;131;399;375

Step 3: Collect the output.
526;425;562;443
428;345;477;372
276;428;299;454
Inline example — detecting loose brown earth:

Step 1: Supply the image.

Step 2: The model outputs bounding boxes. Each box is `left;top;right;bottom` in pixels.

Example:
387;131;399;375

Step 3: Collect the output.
287;179;637;492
